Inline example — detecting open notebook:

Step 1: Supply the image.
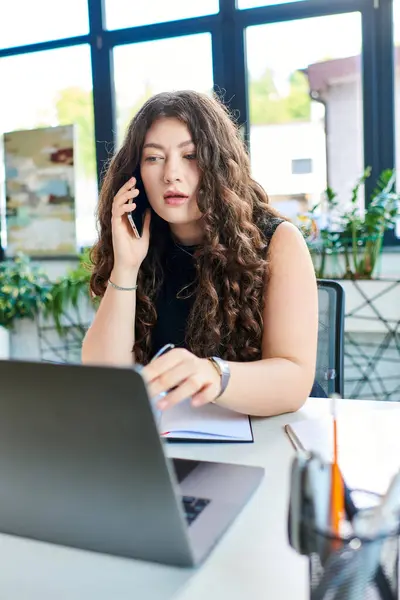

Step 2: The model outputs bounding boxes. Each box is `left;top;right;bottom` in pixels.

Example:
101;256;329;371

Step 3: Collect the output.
153;398;253;442
284;409;400;495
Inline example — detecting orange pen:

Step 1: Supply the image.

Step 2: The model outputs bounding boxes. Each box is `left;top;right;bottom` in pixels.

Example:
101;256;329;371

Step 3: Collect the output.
330;394;344;541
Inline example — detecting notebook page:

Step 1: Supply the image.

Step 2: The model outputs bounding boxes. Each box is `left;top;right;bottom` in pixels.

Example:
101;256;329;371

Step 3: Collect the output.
286;411;400;495
160;399;252;441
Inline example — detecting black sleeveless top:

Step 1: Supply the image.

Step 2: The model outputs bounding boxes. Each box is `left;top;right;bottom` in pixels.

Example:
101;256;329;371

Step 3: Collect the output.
150;240;198;355
150;217;284;356
149;218;326;398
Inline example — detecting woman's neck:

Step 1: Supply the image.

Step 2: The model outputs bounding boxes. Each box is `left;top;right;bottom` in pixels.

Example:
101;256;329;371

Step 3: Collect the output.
169;222;204;246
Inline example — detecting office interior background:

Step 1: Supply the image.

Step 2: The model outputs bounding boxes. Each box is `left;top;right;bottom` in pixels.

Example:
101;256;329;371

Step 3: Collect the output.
0;0;399;400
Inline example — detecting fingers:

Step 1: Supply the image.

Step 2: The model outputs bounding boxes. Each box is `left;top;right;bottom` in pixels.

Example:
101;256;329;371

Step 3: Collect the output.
115;177;137;203
143;349;193;384
122;176;136;193
148;362;196;399
112;188;139;212
142;350;219;410
157;376;206;410
192;383;219;407
113;176;138;206
121;202;137;213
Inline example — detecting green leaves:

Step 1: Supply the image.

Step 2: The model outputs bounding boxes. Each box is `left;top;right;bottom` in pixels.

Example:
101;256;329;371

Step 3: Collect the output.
302;168;400;279
0;254;53;329
43;248;94;335
0;249;96;333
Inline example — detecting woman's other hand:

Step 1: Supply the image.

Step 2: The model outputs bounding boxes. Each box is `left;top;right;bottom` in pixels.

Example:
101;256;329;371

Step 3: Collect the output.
142;349;221;409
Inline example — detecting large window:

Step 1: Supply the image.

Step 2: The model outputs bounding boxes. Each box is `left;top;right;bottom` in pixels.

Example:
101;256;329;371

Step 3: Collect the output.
114;34;214;144
246;13;363;221
0;0;88;49
0;46;97;249
105;0;219;30
0;0;398;251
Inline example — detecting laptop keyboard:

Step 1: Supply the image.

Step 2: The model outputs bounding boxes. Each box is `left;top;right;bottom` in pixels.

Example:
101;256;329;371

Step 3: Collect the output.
182;496;211;525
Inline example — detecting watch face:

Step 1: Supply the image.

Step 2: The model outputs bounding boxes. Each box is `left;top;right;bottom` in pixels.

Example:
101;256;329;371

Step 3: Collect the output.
218;358;229;374
220;361;229;375
215;357;230;378
211;357;230;398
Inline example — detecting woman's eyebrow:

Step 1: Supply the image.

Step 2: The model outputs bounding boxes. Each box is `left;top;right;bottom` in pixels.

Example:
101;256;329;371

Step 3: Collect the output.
142;140;194;150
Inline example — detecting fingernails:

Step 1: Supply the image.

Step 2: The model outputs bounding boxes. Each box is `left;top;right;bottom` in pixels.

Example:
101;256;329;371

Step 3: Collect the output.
192;399;202;407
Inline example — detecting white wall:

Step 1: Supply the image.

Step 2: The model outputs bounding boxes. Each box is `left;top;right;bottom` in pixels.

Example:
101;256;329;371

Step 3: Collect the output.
320;69;400;235
323;77;364;210
249;118;327;211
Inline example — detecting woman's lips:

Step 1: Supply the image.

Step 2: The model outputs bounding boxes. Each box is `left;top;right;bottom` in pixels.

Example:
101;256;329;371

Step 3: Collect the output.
164;195;189;206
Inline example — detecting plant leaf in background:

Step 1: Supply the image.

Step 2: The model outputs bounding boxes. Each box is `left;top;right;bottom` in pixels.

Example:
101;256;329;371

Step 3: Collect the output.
299;168;400;279
0;249;98;338
44;248;97;335
0;254;53;329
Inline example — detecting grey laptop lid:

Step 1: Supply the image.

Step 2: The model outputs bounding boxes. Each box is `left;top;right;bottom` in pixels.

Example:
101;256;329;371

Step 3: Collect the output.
0;360;194;565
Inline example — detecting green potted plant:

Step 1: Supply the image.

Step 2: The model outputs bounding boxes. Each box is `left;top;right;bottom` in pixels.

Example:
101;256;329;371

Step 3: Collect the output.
45;248;97;338
0;254;53;328
0;254;53;358
300;168;399;280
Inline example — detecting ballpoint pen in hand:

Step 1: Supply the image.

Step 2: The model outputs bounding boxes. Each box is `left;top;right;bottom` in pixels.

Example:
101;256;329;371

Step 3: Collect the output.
135;344;175;427
135;344;175;373
151;344;175;414
151;343;175;362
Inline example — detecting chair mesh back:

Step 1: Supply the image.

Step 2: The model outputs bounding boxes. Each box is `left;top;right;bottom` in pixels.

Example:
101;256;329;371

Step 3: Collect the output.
316;284;342;396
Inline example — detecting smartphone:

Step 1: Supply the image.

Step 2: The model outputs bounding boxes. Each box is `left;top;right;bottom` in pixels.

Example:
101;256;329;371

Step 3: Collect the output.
127;170;150;238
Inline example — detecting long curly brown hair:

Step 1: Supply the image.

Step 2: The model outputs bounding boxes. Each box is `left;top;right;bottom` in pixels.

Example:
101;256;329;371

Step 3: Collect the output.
90;90;284;365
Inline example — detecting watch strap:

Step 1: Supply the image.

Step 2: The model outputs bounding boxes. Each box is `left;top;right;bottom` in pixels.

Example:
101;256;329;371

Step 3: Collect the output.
208;356;230;398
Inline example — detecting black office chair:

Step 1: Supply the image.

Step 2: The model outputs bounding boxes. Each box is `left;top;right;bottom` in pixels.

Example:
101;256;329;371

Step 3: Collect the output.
316;279;345;397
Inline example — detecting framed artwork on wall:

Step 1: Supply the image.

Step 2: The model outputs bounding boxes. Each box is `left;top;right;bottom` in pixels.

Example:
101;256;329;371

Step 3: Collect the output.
3;125;77;258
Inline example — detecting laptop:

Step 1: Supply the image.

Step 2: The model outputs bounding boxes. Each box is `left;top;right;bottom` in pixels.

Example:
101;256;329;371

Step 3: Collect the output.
0;360;264;567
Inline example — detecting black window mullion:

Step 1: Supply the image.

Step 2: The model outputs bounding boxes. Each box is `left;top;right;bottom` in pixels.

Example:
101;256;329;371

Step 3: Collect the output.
106;15;218;46
212;0;248;144
236;0;366;28
362;0;398;244
88;0;115;186
362;1;380;204
376;0;398;245
0;36;89;58
376;0;395;175
233;22;248;133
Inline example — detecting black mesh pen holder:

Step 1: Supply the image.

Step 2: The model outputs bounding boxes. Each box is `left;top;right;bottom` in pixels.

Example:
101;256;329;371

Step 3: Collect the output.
306;491;400;600
309;531;399;600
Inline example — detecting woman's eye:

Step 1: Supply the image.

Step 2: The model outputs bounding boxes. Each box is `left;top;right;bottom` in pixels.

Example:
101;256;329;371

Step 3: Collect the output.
145;156;163;162
184;153;197;160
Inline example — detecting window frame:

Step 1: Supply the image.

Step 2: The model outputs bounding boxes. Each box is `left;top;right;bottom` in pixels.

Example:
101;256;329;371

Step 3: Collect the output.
0;0;397;246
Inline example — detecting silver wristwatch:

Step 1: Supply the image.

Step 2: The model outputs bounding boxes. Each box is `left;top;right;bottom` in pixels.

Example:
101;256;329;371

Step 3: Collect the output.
208;356;231;398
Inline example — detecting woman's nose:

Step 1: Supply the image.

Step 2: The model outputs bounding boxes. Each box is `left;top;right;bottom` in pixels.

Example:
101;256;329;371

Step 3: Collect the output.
163;160;181;184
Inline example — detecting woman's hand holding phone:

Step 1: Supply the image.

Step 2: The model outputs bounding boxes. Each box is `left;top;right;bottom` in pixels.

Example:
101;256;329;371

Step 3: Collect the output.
111;177;151;279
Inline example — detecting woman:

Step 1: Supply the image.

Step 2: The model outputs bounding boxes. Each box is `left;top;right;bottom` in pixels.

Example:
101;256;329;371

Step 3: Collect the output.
82;90;320;416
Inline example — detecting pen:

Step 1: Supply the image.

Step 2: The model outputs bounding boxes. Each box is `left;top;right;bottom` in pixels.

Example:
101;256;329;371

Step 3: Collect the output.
151;343;175;362
330;394;344;543
145;344;175;428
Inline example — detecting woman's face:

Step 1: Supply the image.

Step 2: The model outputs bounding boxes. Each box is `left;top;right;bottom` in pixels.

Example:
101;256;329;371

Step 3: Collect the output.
140;117;203;229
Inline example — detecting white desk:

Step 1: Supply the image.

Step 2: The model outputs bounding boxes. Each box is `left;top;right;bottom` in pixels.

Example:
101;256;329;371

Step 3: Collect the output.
1;398;399;600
